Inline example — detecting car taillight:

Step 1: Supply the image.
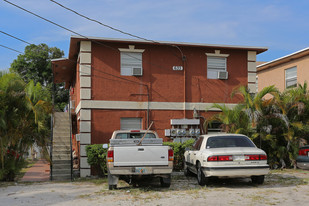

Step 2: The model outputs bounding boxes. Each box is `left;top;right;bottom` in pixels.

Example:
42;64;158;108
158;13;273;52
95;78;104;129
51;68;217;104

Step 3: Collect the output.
245;154;267;161
107;150;114;162
207;155;232;161
299;149;309;156
207;156;218;161
168;149;174;161
259;154;267;160
130;130;140;132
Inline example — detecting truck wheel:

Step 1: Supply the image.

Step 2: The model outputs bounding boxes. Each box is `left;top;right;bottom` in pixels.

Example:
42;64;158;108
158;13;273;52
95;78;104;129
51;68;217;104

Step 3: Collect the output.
251;175;265;184
108;185;117;190
184;162;194;177
197;162;209;186
160;175;171;188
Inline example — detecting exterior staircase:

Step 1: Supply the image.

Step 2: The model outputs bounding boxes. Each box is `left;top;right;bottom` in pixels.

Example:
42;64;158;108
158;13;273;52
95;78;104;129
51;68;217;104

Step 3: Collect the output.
51;112;72;181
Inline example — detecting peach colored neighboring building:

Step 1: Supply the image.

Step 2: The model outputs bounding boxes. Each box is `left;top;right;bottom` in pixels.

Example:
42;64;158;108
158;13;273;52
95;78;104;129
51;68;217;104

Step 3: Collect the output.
257;48;309;92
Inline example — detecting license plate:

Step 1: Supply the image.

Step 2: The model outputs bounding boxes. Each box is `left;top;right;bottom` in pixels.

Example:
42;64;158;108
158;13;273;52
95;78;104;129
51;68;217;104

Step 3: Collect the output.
233;155;245;161
135;167;147;173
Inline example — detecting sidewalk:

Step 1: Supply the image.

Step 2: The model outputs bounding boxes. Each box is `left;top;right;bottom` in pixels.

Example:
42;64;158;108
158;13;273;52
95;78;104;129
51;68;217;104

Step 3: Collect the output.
20;159;50;182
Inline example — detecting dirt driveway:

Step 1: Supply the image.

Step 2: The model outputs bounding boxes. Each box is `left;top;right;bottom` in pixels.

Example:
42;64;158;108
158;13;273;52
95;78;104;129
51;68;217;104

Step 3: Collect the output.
1;170;309;206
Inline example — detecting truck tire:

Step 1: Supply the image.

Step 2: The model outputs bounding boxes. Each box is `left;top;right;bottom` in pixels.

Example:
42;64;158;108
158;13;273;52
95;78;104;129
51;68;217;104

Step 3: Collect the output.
251;175;265;184
108;185;117;190
160;175;171;188
197;162;209;186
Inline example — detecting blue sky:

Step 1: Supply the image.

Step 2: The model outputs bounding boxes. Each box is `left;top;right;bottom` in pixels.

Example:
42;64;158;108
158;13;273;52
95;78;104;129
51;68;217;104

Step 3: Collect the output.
1;0;309;71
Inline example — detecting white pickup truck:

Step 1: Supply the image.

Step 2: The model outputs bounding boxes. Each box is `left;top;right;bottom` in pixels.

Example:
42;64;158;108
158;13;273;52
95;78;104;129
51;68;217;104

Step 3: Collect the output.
106;130;174;190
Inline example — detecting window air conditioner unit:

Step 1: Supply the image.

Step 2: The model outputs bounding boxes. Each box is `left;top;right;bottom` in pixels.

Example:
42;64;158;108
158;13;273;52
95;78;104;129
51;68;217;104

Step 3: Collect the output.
132;67;143;76
218;71;228;79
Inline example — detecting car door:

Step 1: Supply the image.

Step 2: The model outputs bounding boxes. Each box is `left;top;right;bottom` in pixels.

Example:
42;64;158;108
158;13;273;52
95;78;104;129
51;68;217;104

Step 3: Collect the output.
188;136;204;173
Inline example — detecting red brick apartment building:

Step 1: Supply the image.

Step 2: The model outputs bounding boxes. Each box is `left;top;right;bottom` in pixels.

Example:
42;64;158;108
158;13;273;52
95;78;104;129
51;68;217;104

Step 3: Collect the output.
52;36;267;176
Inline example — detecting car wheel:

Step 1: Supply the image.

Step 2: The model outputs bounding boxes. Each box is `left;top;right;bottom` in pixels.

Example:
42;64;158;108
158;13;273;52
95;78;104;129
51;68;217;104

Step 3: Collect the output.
251;175;265;184
184;162;194;177
197;162;208;186
160;175;171;188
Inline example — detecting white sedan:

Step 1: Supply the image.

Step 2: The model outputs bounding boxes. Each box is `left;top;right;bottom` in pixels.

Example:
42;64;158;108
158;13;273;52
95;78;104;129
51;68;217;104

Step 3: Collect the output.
184;134;269;186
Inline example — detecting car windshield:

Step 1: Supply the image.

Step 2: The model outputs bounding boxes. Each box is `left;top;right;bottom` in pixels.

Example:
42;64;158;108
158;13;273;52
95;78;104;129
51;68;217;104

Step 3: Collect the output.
115;133;156;139
206;135;255;148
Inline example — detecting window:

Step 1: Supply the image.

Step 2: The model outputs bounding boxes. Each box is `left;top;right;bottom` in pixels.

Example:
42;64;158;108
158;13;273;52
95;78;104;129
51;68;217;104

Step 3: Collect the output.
285;67;297;88
193;136;204;150
120;52;143;76
120;118;142;130
206;136;255;149
207;56;227;79
115;132;156;139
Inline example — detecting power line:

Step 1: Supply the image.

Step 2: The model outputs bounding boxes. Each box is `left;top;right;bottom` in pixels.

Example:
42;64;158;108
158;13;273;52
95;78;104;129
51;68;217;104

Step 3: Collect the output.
0;30;31;45
4;0;183;87
49;0;158;44
0;44;23;53
49;0;185;59
3;0;182;64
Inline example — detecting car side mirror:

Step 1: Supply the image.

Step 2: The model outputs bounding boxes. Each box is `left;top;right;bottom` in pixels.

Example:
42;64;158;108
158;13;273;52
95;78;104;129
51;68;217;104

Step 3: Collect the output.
102;144;108;149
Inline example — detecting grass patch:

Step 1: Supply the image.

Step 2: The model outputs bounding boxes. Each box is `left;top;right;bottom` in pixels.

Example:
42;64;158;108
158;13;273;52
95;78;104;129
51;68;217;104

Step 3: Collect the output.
15;159;38;181
74;177;108;185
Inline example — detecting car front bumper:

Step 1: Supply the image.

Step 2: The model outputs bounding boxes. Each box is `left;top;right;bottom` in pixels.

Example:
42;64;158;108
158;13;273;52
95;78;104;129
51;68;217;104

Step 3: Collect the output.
296;156;309;170
202;166;269;177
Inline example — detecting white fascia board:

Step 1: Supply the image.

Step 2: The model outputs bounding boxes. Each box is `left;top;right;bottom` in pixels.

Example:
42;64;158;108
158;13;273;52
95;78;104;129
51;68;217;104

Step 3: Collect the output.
76;100;238;112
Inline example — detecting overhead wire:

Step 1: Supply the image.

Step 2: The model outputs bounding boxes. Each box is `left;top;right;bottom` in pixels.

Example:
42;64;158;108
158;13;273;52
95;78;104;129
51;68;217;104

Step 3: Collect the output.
49;0;185;60
0;30;31;45
3;0;181;83
0;44;23;53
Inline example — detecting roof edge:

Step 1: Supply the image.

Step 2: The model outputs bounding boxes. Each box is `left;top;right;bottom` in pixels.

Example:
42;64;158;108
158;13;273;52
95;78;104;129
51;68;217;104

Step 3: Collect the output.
257;47;309;71
70;35;268;53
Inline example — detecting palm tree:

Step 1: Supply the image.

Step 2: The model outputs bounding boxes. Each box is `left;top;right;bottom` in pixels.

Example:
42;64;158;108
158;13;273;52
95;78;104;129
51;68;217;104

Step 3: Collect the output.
205;103;252;135
231;85;279;128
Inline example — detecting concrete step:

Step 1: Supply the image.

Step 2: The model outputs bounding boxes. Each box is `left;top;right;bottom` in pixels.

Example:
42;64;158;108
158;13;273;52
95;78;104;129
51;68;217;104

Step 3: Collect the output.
53;149;71;154
53;160;71;165
53;154;71;161
53;138;71;144
52;163;71;170
52;174;71;181
52;168;71;175
53;142;71;150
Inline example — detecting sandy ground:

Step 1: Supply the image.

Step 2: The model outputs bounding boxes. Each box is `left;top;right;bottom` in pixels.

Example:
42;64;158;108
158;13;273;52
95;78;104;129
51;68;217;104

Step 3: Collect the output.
1;170;309;206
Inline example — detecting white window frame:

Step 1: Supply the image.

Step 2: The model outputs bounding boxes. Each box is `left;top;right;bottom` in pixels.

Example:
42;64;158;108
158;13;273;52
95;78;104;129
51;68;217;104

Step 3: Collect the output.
285;66;297;88
119;46;144;76
206;51;229;79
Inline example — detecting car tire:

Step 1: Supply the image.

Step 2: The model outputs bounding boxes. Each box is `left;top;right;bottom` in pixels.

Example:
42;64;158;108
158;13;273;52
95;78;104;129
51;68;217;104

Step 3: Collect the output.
160;175;171;188
197;162;209;186
251;175;265;184
184;162;194;177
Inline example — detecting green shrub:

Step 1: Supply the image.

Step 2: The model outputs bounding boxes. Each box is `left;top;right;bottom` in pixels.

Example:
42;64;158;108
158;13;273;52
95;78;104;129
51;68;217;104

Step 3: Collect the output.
0;149;25;181
163;139;195;171
86;144;107;177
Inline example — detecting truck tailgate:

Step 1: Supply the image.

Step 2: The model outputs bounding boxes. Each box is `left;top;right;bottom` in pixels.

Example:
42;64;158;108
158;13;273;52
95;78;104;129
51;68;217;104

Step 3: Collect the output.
114;146;169;166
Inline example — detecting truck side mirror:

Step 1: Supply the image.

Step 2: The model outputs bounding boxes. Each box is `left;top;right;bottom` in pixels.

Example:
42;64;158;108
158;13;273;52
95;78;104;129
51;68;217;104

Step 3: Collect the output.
102;144;108;149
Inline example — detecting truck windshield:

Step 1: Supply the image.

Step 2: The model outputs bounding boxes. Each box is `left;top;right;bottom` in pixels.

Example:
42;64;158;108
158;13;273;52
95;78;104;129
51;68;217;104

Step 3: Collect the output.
115;133;156;139
206;136;255;148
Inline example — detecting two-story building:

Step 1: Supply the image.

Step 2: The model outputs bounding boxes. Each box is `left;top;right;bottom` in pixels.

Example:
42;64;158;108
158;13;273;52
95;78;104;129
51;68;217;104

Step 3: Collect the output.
257;47;309;92
52;36;267;176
